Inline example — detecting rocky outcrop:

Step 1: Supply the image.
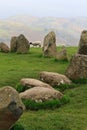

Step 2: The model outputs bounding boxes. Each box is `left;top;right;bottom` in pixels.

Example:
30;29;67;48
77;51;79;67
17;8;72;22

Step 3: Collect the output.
0;42;10;53
19;87;63;102
20;78;53;89
43;31;57;57
66;54;87;80
0;86;25;130
10;34;30;54
39;71;71;86
78;30;87;55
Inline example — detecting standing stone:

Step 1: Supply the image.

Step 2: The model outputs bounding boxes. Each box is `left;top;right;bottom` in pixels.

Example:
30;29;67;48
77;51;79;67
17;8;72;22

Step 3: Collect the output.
16;34;29;54
66;30;87;80
56;46;68;61
0;86;25;130
78;30;87;55
10;36;17;52
10;34;30;54
43;31;57;57
0;42;10;53
66;54;87;80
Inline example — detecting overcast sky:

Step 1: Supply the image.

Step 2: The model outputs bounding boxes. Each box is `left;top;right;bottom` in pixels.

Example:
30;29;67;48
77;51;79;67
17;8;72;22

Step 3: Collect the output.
0;0;87;19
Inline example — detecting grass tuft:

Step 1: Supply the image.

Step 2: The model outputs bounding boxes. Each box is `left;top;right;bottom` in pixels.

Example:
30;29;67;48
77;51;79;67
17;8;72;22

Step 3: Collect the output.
72;78;87;84
22;95;70;110
55;83;77;91
16;83;28;93
10;123;25;130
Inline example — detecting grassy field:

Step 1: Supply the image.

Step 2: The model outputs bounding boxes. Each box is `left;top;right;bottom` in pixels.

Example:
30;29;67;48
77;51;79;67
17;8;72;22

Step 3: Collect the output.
0;47;87;130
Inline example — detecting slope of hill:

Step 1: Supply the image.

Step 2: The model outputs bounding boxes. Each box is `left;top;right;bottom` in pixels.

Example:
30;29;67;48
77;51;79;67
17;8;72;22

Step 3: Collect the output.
0;15;87;46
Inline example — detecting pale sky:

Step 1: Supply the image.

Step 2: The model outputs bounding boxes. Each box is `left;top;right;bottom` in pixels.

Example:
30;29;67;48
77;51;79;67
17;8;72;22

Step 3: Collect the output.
0;0;87;19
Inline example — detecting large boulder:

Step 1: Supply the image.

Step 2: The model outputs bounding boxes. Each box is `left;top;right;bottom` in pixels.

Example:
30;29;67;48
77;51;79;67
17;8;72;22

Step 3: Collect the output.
66;54;87;80
43;31;57;57
39;71;71;86
0;86;25;130
78;30;87;55
20;78;53;89
0;42;10;53
10;34;30;54
19;87;63;102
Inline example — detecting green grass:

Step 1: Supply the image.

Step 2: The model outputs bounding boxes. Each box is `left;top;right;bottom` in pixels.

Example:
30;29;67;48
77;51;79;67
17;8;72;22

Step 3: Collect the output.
10;123;25;130
22;95;70;110
0;47;70;87
0;47;87;130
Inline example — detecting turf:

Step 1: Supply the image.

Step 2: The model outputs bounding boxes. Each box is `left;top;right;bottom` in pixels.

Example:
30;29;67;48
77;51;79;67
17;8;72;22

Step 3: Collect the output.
0;47;87;130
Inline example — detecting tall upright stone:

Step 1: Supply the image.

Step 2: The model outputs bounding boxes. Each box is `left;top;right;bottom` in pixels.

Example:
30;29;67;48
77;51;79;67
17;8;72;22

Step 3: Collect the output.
78;30;87;55
43;31;57;57
66;54;87;80
10;36;17;52
56;46;68;61
16;34;29;54
66;30;87;80
10;34;30;54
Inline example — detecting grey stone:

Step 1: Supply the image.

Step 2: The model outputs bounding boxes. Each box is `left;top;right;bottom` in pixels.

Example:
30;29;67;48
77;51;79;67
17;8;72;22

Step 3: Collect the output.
43;31;57;57
66;54;87;80
0;86;25;130
78;30;87;55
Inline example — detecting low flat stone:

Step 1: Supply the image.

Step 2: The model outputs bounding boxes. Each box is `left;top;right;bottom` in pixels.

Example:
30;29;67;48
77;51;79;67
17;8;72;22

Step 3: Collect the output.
0;42;9;53
19;87;63;102
39;71;71;86
20;78;53;89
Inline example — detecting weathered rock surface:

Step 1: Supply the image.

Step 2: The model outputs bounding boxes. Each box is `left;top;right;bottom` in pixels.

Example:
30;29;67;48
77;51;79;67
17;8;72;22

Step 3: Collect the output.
56;46;68;61
20;78;53;89
16;34;29;53
78;30;87;55
10;34;29;53
43;31;57;57
0;86;25;130
0;42;10;53
10;36;17;52
19;87;63;102
39;71;71;86
66;54;87;80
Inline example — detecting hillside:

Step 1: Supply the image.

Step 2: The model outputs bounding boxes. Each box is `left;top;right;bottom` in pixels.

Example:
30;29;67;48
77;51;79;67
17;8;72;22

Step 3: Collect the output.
0;15;87;46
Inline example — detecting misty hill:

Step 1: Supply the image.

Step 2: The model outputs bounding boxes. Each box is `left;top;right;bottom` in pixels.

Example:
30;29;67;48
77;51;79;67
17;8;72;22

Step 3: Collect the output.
0;15;87;46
